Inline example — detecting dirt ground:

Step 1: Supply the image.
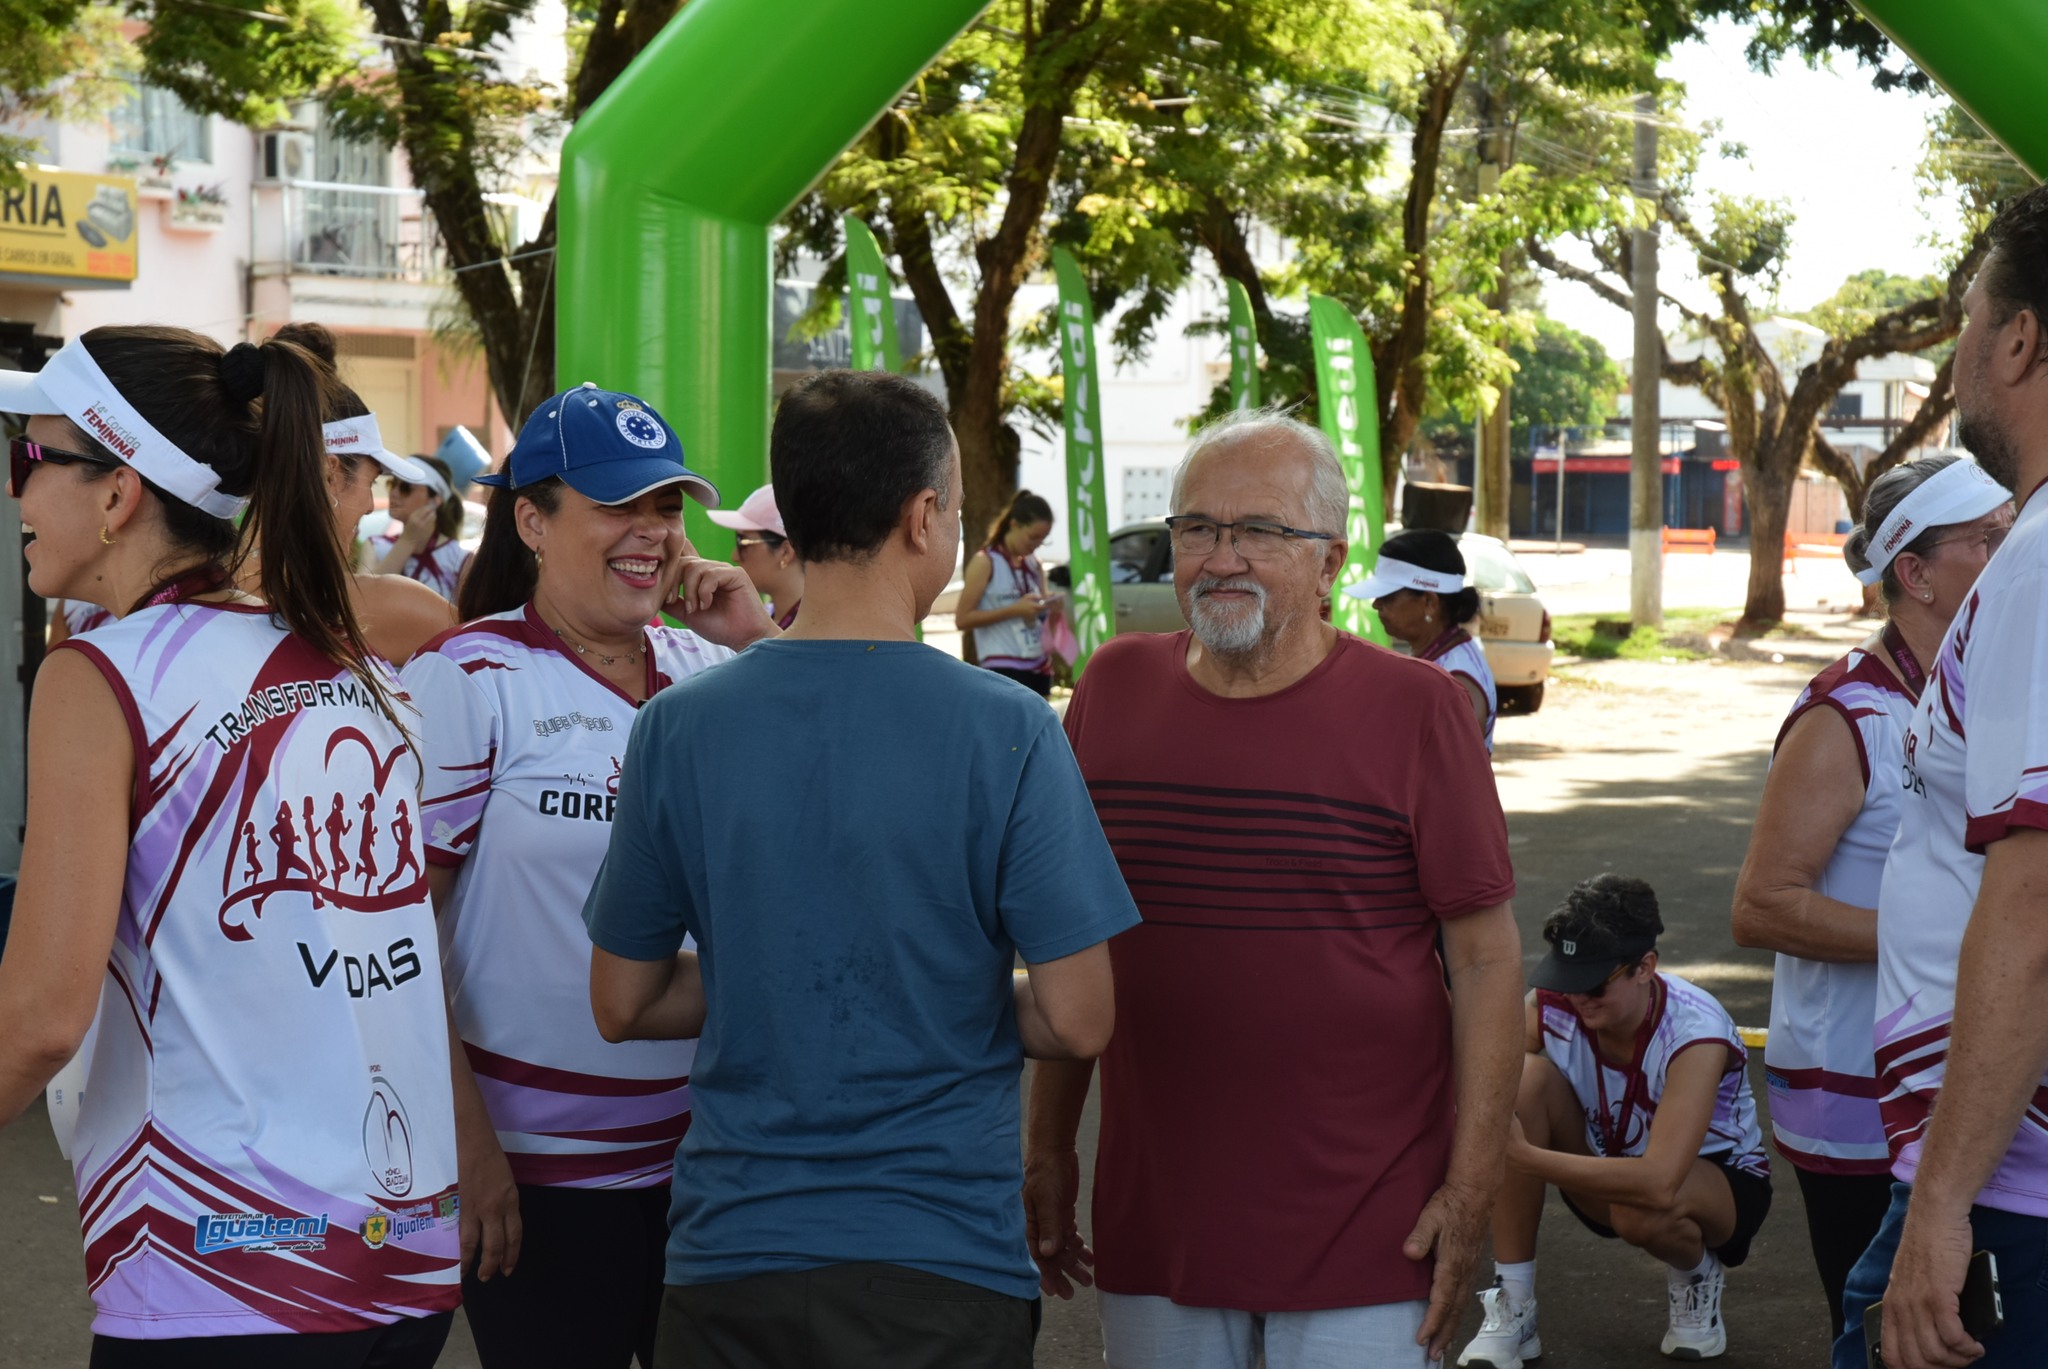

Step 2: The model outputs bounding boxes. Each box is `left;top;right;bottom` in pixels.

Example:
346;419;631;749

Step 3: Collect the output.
0;610;1871;1367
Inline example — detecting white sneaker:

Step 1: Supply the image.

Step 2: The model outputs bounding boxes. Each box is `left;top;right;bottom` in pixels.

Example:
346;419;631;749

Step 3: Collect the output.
1661;1252;1728;1360
1458;1279;1541;1368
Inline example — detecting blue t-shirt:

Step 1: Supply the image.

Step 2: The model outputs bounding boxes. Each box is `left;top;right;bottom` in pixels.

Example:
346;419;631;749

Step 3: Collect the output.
583;638;1141;1297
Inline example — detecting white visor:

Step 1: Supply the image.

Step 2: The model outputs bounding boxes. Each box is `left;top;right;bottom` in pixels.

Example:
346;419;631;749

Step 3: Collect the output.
1853;458;2012;585
0;339;247;518
1341;554;1466;601
323;415;436;488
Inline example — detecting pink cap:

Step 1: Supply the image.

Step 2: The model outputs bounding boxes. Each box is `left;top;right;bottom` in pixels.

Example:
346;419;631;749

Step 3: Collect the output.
705;483;785;538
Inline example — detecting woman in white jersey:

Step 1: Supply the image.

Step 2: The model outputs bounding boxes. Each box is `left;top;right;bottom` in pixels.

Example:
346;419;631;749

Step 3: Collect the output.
47;596;113;643
367;453;470;600
1352;528;1496;750
1461;875;1771;1369
955;489;1058;696
1730;455;2012;1339
0;326;461;1366
404;383;775;1369
234;323;455;665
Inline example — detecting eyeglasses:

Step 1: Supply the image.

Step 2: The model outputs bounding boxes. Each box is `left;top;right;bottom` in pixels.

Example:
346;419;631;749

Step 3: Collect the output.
1163;516;1335;559
1573;959;1642;1001
9;435;120;499
1926;520;2013;558
734;534;785;551
386;478;420;496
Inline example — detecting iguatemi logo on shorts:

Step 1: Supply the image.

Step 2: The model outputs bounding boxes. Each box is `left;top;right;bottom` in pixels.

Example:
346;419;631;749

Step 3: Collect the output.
195;1211;330;1255
615;406;667;450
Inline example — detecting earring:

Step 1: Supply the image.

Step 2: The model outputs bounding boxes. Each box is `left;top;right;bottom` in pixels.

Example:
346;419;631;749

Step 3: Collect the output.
100;526;114;546
535;549;544;569
1423;613;1433;623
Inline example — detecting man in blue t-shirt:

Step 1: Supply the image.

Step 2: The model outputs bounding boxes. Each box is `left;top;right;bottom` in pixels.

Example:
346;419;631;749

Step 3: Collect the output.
585;369;1140;1369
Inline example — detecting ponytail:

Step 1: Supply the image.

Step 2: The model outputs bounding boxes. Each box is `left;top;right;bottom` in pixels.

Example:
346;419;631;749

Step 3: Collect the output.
457;478;561;620
987;488;1055;550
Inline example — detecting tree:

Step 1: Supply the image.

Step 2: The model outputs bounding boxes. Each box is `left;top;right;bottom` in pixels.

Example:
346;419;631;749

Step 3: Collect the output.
1507;316;1625;437
1;1;133;182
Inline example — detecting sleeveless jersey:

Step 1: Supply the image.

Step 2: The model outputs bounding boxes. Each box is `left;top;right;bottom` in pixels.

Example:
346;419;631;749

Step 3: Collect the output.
57;604;459;1339
1876;485;2048;1213
60;598;113;636
1420;626;1497;752
1538;972;1770;1178
970;548;1049;673
402;604;733;1188
1762;646;1910;1175
370;528;469;601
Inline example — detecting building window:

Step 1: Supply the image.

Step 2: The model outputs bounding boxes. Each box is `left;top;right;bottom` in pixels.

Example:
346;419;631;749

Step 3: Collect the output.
110;86;212;163
1828;392;1864;420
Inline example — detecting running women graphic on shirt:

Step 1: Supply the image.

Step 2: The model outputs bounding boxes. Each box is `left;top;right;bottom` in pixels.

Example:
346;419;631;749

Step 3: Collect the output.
52;603;459;1337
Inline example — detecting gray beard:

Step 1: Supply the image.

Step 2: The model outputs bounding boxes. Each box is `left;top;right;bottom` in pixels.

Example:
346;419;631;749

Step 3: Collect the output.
1186;576;1274;657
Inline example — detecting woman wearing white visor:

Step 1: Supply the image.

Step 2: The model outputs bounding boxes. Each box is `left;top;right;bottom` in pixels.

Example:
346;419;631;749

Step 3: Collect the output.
368;454;470;601
1345;528;1497;751
0;326;462;1364
1732;453;2012;1340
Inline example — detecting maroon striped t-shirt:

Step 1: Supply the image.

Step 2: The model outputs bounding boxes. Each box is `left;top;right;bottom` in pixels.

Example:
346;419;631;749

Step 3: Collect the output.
1065;629;1514;1311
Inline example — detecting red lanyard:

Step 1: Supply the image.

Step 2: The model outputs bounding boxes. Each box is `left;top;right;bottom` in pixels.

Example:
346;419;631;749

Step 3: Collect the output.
132;563;232;614
1881;622;1926;703
1591;976;1661;1157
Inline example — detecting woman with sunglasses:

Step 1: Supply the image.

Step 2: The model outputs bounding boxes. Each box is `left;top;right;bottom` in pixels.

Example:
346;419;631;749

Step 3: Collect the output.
955;489;1058;696
234;323;454;664
0;326;461;1365
706;483;803;628
1461;874;1771;1369
1728;454;2013;1341
403;384;775;1369
368;454;470;600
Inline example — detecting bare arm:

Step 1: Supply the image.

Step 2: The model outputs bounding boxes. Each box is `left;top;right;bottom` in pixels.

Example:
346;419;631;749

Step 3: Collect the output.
1881;828;2048;1369
370;505;439;574
1017;942;1115;1060
590;944;705;1043
354;573;459;665
1510;1043;1731;1210
0;652;132;1126
1457;676;1489;739
1024;1055;1099;1297
1407;901;1525;1358
1730;706;1877;962
955;551;1039;631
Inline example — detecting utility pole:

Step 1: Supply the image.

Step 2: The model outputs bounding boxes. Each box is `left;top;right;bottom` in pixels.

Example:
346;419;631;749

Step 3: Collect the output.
1475;46;1513;542
1629;89;1663;628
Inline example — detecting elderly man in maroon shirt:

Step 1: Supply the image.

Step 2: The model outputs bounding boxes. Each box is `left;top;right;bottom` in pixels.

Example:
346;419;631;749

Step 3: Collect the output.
1025;410;1525;1368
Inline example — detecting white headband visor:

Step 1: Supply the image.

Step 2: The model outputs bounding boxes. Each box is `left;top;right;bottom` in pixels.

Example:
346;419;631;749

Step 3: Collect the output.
1341;554;1467;601
0;339;246;518
322;415;436;489
1853;458;2012;585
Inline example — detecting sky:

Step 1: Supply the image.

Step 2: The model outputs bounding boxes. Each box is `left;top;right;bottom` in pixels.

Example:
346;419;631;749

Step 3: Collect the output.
1543;19;1969;366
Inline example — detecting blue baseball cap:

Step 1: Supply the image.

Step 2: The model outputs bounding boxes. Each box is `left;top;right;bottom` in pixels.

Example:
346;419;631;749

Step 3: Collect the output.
475;383;720;507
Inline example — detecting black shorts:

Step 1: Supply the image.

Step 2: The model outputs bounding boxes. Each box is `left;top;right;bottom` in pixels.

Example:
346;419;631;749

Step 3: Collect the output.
1560;1153;1774;1268
987;666;1053;697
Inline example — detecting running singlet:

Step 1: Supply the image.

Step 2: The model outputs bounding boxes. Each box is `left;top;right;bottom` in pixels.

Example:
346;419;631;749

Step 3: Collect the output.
970;548;1049;674
1419;626;1497;752
1539;972;1770;1178
370;528;469;600
403;604;733;1188
1762;646;1910;1176
1876;484;2048;1213
56;603;459;1339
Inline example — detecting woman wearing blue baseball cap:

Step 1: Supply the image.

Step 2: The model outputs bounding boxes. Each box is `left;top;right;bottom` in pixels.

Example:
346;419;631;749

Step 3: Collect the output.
401;383;775;1369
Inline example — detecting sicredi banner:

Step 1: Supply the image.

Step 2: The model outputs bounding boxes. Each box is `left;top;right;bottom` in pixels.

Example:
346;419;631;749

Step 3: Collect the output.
843;216;901;374
1052;248;1115;674
1309;293;1387;644
1226;278;1260;411
0;164;139;286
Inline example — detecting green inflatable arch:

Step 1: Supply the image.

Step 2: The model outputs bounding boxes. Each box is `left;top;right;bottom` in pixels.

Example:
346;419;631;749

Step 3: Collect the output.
556;0;986;552
1853;1;2048;180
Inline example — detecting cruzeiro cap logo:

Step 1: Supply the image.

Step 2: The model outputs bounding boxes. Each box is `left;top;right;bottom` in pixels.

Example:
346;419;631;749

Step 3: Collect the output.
615;402;667;451
1561;938;1578;956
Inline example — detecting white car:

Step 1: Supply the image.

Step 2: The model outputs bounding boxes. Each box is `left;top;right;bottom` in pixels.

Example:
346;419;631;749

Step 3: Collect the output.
1049;522;1553;713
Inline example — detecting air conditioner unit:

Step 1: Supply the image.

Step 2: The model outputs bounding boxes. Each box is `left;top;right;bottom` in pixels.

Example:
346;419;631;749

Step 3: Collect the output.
260;130;314;182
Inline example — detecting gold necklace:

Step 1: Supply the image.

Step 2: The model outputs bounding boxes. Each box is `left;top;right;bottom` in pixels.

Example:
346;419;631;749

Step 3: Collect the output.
552;623;642;668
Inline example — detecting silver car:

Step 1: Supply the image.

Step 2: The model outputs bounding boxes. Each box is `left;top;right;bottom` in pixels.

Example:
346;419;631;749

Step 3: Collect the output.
1049;522;1553;713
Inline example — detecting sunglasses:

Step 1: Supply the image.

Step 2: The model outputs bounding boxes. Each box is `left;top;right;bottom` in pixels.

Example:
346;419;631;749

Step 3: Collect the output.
9;436;121;499
734;533;786;550
1573;958;1643;1001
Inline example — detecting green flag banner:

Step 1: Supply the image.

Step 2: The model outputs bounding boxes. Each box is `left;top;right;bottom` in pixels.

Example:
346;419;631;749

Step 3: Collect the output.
1308;293;1387;643
843;216;901;373
1052;248;1116;673
1226;278;1260;411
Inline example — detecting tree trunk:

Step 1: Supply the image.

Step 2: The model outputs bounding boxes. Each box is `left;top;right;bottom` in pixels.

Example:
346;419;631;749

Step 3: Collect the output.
1737;454;1797;632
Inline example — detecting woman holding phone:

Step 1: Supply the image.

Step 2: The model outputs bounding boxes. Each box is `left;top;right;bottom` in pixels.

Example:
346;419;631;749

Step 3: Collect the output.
369;453;469;599
955;489;1058;696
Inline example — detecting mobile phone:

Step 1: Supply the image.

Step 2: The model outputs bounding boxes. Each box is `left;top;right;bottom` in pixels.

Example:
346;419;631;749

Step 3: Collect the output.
1865;1249;2002;1369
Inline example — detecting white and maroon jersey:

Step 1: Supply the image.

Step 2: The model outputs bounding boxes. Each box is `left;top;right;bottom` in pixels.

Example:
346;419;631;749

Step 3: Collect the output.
1420;626;1497;752
369;528;469;601
970;548;1049;673
1876;485;2048;1213
59;598;113;637
401;604;732;1189
56;604;459;1340
1763;646;1913;1176
1539;972;1769;1178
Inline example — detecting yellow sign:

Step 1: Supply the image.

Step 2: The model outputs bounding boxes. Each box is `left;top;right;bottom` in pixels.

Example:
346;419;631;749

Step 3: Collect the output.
1;165;138;285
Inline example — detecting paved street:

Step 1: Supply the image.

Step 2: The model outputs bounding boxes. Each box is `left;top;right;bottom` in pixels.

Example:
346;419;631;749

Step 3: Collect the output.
1;571;1868;1366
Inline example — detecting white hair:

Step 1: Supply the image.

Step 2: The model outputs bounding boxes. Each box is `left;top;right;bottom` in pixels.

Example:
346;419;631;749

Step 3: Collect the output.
1170;407;1349;535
